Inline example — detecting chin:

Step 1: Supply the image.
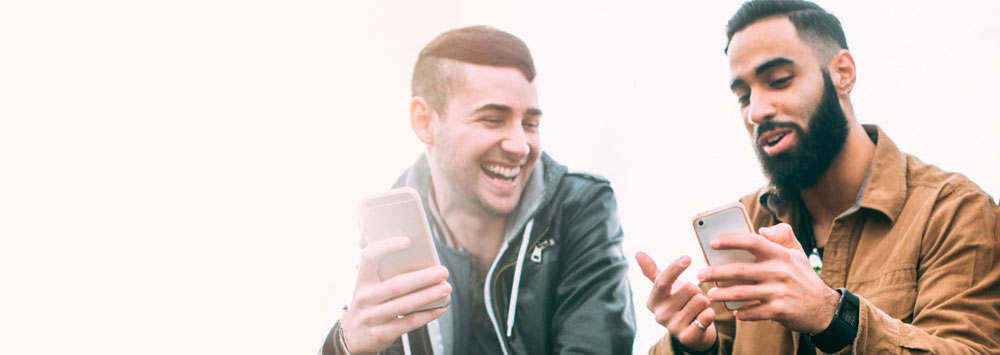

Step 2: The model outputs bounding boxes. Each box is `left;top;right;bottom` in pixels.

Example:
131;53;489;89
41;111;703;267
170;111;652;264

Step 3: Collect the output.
479;196;521;217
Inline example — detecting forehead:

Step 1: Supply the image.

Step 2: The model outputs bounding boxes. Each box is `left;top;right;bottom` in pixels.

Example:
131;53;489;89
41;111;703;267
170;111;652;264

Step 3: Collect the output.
727;17;818;80
449;62;538;108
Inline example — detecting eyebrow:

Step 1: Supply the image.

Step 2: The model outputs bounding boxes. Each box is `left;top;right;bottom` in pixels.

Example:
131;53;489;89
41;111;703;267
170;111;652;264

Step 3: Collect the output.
471;104;542;116
730;57;795;91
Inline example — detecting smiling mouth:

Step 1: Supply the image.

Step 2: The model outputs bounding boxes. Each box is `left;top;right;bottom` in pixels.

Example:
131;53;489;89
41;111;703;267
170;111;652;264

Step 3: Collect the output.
758;128;792;148
765;132;786;147
482;163;521;184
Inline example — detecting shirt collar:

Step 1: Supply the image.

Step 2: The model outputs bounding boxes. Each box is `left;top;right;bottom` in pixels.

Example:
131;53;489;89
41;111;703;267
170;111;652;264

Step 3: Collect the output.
759;124;907;223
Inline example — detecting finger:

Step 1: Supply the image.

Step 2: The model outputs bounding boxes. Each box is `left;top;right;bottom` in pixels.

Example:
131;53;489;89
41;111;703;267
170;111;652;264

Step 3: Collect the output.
732;300;772;322
711;233;780;260
373;307;448;344
674;300;717;347
669;293;712;332
357;236;412;284
358;265;449;307
635;251;660;282
649;281;700;325
695;306;716;331
650;256;691;304
758;223;804;252
368;281;452;321
706;284;770;303
698;262;767;283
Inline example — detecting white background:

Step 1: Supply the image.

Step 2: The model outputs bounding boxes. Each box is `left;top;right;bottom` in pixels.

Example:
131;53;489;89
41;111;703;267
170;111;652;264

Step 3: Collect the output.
1;1;997;354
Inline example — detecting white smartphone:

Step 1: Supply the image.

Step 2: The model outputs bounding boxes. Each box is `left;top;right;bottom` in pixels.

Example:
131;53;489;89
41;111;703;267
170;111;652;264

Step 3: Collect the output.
358;187;450;312
692;202;757;310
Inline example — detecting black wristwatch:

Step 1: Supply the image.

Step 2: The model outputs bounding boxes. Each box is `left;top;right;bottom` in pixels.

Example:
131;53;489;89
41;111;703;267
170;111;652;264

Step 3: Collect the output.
810;288;860;353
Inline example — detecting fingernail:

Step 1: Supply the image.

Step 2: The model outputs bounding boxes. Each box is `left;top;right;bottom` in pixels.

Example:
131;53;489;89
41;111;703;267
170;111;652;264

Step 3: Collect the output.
680;257;690;267
710;239;720;248
706;287;716;299
697;269;706;281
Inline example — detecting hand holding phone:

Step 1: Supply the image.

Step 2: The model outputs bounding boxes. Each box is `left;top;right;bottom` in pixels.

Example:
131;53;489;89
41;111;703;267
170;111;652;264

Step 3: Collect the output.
696;221;843;334
339;188;452;353
693;202;757;310
357;187;450;311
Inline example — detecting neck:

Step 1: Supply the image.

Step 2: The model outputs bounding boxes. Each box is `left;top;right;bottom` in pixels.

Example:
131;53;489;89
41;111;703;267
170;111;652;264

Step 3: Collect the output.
431;180;507;269
799;122;875;243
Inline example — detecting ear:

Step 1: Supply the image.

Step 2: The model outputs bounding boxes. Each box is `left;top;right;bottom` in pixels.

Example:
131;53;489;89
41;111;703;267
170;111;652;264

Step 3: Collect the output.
410;96;434;145
827;49;856;98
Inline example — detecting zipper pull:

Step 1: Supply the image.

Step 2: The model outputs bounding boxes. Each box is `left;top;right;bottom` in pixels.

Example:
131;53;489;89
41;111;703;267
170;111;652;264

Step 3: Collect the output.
530;239;555;263
530;245;543;263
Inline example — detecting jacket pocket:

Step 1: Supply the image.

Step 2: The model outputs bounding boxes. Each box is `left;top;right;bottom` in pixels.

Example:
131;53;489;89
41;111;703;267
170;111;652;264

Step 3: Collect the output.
848;266;918;321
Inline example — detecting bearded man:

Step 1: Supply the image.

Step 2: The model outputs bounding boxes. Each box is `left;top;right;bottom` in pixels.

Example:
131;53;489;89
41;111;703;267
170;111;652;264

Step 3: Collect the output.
637;1;1000;354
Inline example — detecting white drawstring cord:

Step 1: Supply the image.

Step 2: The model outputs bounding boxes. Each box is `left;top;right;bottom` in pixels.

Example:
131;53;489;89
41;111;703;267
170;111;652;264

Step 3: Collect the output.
506;219;534;338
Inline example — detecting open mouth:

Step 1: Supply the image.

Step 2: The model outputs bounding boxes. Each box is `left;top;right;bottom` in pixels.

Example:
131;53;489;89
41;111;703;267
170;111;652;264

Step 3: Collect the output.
765;132;787;147
757;128;794;155
482;163;520;184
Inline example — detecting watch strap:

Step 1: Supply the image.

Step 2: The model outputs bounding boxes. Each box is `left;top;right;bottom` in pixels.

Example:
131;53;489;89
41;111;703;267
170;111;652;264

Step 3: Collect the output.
810;288;859;353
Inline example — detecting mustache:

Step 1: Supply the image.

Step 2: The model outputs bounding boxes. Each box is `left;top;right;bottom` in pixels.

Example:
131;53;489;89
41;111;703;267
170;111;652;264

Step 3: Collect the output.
756;121;803;140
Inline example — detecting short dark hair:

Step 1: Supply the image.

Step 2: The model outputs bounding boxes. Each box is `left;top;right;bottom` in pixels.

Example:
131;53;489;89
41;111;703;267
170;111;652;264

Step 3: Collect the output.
411;26;536;115
725;0;848;57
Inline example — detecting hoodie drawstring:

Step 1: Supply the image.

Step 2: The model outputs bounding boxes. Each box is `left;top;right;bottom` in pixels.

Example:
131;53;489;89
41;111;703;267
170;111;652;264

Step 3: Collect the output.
505;219;534;338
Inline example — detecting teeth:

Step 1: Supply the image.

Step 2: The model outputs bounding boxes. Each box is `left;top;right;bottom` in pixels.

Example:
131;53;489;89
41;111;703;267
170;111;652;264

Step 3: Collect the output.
767;133;786;146
483;164;520;179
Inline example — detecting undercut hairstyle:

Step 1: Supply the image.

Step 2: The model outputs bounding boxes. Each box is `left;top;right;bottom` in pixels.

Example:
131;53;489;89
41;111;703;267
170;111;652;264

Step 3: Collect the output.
725;0;848;60
411;26;536;116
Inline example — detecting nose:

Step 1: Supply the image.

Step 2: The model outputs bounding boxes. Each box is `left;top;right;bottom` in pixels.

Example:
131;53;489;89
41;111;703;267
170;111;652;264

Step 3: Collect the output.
746;93;777;125
500;123;530;160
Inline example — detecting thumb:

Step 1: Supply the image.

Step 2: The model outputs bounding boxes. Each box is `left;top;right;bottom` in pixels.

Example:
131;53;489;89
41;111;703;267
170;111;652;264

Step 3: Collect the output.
757;223;804;252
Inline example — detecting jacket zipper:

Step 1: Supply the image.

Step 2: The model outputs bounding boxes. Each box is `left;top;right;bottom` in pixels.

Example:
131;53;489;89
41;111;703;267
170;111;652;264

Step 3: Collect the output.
529;238;556;263
489;223;551;353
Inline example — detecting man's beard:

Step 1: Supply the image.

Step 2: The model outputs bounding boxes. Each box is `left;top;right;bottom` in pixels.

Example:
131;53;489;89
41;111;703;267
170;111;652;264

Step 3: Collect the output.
755;71;849;193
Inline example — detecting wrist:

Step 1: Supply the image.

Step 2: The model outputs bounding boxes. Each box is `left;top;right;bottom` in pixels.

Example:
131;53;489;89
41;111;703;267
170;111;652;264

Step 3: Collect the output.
814;287;842;333
810;288;859;353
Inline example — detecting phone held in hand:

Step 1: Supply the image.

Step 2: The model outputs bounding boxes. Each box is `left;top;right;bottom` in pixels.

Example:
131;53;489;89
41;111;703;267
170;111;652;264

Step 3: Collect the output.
358;187;451;312
692;202;757;310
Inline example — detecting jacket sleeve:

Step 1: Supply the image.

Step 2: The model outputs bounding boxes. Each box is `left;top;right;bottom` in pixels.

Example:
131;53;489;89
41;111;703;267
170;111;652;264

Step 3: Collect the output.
550;182;636;354
320;321;348;355
853;188;1000;354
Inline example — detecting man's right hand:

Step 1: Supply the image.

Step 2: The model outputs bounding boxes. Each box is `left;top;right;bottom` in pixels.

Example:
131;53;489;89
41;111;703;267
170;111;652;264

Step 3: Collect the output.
636;252;717;352
341;236;452;354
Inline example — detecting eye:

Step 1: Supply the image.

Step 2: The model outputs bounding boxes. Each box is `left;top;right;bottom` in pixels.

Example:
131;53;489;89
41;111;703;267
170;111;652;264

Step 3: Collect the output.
770;76;792;88
481;116;503;125
738;94;750;107
523;120;539;128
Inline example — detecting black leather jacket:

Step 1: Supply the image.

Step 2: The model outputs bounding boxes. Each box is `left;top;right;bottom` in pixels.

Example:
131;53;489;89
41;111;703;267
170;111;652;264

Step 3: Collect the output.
323;153;636;354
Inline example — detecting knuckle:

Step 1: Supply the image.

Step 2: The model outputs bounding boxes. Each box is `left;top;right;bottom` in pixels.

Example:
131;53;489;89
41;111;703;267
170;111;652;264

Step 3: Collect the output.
654;309;671;325
692;295;710;309
381;282;404;297
776;269;791;282
354;289;373;305
772;308;785;319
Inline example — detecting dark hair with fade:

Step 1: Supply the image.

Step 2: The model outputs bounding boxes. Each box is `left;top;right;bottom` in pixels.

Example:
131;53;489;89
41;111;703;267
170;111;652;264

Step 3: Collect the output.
725;0;848;57
411;26;536;116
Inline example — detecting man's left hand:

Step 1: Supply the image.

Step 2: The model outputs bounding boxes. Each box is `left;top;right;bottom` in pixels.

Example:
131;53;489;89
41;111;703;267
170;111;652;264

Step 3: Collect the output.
697;223;840;334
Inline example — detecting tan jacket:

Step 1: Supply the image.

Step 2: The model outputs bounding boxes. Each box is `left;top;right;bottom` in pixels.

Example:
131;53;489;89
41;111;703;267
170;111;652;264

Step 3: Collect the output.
651;126;1000;354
